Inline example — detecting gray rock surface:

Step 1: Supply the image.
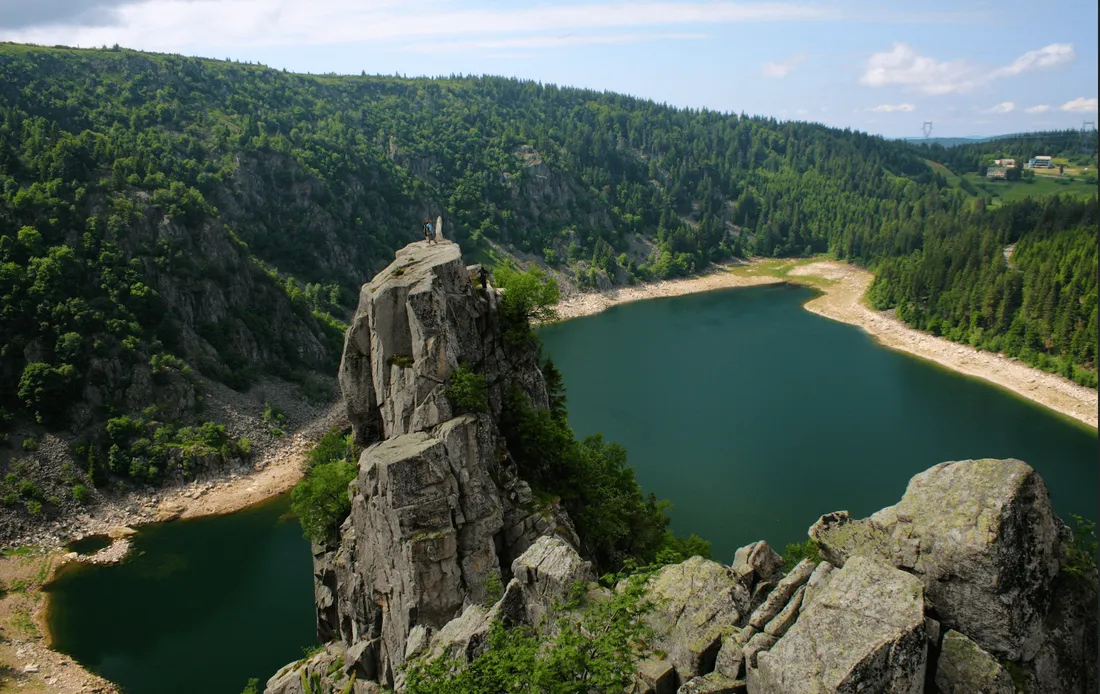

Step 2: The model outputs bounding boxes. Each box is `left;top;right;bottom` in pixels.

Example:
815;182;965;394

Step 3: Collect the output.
678;672;747;693
763;585;805;638
643;556;751;686
713;629;746;679
934;630;1015;694
509;535;595;626
752;556;927;694
299;242;574;690
809;459;1061;661
634;658;678;694
747;558;814;630
801;560;835;608
730;541;783;590
339;241;547;447
265;644;381;694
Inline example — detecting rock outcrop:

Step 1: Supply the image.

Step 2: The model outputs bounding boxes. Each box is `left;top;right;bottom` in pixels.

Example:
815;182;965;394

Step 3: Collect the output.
280;240;576;692
642;556;750;687
809;459;1060;661
340;241;547;446
934;630;1015;694
267;242;1097;694
808;458;1096;692
752;556;927;693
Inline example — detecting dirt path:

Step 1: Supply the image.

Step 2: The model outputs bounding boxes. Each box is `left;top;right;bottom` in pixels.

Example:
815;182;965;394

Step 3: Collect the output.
553;259;1098;431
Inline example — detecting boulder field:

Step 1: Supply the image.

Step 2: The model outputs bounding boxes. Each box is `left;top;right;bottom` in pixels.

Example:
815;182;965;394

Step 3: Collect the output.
265;240;1097;694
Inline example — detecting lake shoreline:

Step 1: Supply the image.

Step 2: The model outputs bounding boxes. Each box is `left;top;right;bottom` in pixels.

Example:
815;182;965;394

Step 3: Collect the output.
553;258;1098;431
1;403;345;694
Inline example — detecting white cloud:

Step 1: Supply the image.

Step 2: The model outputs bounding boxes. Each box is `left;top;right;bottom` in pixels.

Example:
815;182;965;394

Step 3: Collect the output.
989;43;1075;78
860;42;1077;95
0;1;838;51
983;101;1015;114
1025;104;1050;113
869;103;916;112
416;32;706;53
762;53;808;78
1061;97;1098;113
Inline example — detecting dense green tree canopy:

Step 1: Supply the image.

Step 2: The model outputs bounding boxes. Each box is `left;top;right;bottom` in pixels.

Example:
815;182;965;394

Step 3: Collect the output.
0;43;1095;511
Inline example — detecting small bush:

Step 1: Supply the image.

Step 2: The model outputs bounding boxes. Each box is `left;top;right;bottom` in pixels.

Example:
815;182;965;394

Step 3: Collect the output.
1062;515;1098;586
26;500;43;516
262;403;287;426
782;539;821;568
71;484;89;504
387;355;415;368
445;365;488;414
291;459;358;545
21;438;37;452
483;571;504;607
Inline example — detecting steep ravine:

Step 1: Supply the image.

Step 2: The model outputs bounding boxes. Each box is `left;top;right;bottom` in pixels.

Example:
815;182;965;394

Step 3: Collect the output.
264;239;1097;694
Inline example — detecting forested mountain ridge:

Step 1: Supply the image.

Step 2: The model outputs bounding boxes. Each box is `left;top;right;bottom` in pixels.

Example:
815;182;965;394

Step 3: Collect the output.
0;42;1095;532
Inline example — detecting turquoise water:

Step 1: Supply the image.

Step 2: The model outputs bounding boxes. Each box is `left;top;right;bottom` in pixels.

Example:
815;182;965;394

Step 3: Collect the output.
539;283;1098;562
45;494;316;694
44;283;1098;694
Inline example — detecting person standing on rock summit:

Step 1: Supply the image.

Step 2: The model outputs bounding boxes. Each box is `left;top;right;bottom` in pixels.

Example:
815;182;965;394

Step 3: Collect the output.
423;218;434;245
478;266;489;291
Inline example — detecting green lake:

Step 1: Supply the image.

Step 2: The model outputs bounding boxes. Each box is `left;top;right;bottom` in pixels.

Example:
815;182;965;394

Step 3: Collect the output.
45;494;316;694
539;283;1099;562
45;282;1098;693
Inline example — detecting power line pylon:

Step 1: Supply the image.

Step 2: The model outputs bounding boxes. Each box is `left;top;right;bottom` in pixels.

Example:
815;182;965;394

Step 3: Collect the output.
1082;121;1097;157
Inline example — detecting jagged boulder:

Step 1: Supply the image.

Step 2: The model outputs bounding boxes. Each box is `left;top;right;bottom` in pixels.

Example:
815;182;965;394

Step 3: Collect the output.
809;459;1061;661
747;558;814;630
642;556;751;686
751;556;927;694
678;672;747;693
265;644;381;694
935;630;1015;694
508;535;596;626
339;241;547;446
634;658;678;694
730;541;783;591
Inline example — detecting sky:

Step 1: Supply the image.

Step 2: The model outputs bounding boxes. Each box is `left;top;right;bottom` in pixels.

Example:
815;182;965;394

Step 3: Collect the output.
0;0;1096;138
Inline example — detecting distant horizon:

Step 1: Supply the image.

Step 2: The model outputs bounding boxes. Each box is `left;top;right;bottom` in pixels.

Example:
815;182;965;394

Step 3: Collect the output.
1;0;1095;141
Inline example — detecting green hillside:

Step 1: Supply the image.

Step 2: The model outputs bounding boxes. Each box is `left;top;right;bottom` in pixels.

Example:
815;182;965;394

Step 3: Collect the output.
0;43;1095;527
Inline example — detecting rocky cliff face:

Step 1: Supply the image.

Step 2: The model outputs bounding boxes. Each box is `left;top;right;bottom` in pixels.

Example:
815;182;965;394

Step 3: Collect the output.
266;240;1097;694
273;238;574;692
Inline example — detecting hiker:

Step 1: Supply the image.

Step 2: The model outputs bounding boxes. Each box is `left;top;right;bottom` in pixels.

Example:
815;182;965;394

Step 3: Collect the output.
423;218;434;244
478;266;489;290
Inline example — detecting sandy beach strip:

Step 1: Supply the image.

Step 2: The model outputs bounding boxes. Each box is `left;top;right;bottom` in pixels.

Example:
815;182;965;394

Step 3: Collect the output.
552;259;1098;431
